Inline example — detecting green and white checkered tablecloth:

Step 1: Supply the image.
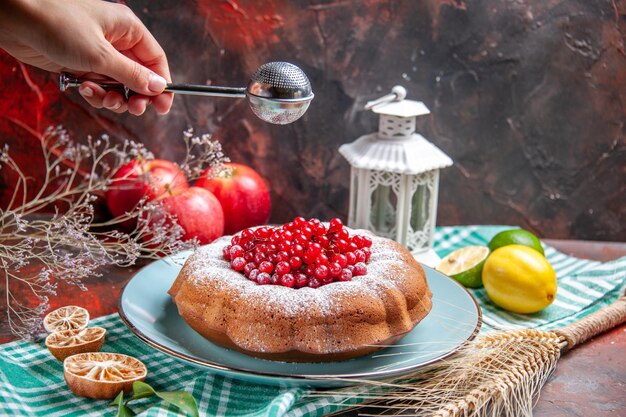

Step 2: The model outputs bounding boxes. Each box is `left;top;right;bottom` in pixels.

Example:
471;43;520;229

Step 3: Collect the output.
1;226;625;416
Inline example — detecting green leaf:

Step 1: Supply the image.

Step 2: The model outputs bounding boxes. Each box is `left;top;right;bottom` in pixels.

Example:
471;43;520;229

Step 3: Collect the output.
110;391;136;417
126;381;199;417
155;391;199;417
110;391;125;407
130;381;157;401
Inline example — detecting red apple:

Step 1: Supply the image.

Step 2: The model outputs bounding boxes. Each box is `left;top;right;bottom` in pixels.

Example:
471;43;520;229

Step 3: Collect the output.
154;187;224;244
195;163;271;235
106;159;189;230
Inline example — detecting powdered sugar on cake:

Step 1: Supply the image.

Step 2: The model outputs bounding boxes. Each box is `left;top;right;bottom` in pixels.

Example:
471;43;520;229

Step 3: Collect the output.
182;231;407;319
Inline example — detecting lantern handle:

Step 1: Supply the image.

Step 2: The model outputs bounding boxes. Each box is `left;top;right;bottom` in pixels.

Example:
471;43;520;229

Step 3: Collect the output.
364;85;407;110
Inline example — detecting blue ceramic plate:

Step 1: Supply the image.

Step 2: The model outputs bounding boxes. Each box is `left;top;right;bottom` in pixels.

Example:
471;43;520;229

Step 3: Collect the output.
119;250;481;387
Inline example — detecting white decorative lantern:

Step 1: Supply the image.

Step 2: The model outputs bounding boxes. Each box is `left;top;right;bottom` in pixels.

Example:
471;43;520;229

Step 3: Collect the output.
339;86;453;266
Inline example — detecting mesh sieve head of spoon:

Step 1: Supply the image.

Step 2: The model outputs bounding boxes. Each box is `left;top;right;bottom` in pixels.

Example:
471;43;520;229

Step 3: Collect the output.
246;62;314;125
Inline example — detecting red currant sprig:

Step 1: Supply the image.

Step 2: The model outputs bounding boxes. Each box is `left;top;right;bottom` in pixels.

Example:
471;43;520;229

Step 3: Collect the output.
223;217;372;288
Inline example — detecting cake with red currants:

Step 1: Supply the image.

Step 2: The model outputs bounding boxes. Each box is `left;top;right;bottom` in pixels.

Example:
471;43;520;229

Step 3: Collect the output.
168;217;432;362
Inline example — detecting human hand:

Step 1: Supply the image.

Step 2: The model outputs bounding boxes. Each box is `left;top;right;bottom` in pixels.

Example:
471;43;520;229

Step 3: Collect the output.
0;0;172;115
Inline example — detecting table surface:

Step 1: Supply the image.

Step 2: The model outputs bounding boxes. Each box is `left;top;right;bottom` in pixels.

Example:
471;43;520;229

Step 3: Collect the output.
1;239;624;417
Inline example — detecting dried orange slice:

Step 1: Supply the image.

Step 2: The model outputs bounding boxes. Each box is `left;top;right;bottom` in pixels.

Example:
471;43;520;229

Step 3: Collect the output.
43;306;90;333
64;352;147;399
45;327;106;361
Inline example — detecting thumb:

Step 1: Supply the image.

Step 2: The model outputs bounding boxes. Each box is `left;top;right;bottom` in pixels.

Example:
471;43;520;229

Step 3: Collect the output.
95;47;167;96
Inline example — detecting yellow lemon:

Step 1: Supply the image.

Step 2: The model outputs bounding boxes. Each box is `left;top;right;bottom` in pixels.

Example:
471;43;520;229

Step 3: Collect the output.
482;244;557;314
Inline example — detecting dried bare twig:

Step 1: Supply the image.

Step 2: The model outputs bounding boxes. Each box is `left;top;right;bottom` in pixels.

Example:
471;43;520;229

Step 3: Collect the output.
0;126;227;338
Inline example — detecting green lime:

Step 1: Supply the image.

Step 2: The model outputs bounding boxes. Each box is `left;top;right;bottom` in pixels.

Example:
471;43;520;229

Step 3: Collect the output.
487;229;545;256
435;246;490;288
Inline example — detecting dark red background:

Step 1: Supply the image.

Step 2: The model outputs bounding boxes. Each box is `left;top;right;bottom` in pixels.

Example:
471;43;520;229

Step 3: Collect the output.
0;0;624;240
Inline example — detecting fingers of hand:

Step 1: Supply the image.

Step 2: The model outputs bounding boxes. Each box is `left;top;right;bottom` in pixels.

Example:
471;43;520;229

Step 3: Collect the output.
91;47;157;96
78;81;170;115
79;81;129;113
101;91;128;113
78;81;108;109
127;95;152;116
151;92;173;115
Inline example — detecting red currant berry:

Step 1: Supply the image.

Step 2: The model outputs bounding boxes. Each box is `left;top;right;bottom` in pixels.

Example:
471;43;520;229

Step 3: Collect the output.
327;243;338;253
314;223;327;236
275;261;291;275
294;272;308;288
315;235;330;248
270;273;280;284
291;244;305;257
328;218;343;233
257;272;271;285
281;230;293;240
353;262;367;276
269;232;281;244
248;269;259;282
309;242;322;256
254;252;266;265
244;262;256;276
267;243;278;253
361;236;373;248
348;242;359;252
294;216;306;227
222;245;232;261
231;257;246;271
243;251;255;262
294;234;308;246
316;253;329;265
302;252;316;265
280;273;295;288
276;251;290;262
354;249;366;263
314;265;330;280
308;278;321;288
337;228;349;241
241;228;254;240
362;247;372;261
258;261;274;274
332;253;348;268
339;268;353;282
346;252;357;265
254;227;271;239
230;235;241;245
335;239;349;252
267;253;278;264
289;256;303;270
305;263;316;277
229;245;244;259
309;218;322;227
279;240;292;252
329;262;342;277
